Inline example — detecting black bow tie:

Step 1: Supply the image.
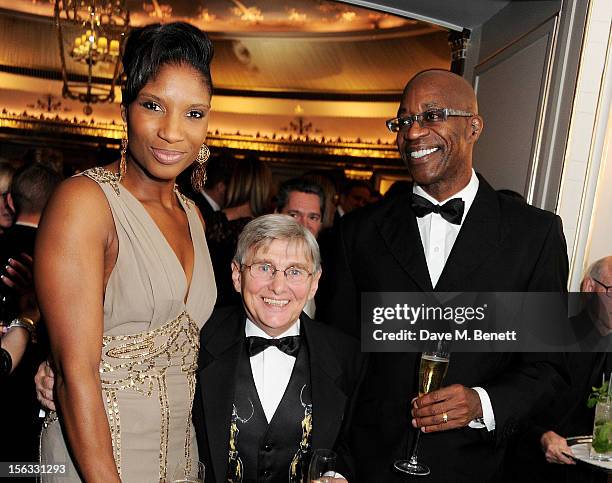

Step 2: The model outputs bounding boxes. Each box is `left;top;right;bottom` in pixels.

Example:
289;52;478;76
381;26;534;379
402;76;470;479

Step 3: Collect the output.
246;335;301;357
411;193;465;225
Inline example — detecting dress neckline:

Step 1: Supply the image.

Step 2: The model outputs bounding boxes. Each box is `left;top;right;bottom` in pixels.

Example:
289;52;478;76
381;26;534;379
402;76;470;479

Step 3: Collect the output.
121;183;197;306
85;166;197;306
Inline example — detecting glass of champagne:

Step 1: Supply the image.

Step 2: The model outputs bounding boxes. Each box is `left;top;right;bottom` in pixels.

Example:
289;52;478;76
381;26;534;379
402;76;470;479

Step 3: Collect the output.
394;339;451;476
308;449;337;483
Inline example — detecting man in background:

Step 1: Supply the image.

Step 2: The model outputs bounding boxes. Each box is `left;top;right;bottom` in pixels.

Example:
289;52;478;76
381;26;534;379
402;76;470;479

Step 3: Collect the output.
276;177;325;239
579;256;612;344
275;177;326;318
505;256;611;482
1;163;63;312
336;180;371;221
0;162;62;466
182;154;235;222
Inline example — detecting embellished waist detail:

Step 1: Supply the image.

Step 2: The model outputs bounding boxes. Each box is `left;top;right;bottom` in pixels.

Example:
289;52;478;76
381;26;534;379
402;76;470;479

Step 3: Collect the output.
96;312;200;480
100;311;200;395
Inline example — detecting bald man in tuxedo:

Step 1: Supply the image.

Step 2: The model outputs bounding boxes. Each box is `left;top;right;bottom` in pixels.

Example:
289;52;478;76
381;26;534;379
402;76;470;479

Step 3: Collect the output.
318;70;569;482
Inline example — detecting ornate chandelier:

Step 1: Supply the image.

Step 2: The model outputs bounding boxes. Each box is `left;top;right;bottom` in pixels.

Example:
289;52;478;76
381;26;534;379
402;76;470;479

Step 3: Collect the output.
55;0;130;114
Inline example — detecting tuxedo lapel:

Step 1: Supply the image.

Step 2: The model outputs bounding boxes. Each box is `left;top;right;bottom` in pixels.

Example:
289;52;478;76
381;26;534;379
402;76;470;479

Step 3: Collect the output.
303;315;348;450
436;176;503;291
198;309;245;481
374;192;433;292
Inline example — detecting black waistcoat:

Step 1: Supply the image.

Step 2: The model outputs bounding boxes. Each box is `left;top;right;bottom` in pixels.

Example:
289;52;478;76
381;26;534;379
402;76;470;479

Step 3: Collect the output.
227;341;312;483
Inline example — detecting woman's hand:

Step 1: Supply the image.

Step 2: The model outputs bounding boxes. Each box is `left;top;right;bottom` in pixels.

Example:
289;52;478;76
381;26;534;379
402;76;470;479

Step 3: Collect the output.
1;254;39;322
1;254;34;295
35;360;56;411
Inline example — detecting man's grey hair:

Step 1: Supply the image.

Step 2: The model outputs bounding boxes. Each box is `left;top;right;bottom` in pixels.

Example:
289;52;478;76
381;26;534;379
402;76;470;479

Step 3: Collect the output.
234;214;321;273
586;256;612;281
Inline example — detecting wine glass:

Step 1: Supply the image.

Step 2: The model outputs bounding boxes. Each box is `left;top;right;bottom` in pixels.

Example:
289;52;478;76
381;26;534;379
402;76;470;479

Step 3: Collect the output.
308;449;337;483
394;339;451;476
169;461;205;483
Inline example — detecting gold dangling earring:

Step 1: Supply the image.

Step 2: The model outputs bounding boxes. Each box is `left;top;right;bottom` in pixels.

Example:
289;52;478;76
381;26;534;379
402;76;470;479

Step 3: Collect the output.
119;134;128;180
191;144;210;192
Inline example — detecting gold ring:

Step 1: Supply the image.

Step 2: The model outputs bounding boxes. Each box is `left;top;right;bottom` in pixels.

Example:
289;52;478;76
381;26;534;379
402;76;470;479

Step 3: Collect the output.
442;412;448;424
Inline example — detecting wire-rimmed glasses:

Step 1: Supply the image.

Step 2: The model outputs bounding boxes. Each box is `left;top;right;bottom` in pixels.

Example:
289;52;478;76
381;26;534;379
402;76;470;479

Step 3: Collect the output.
242;262;313;284
593;279;612;298
386;108;474;133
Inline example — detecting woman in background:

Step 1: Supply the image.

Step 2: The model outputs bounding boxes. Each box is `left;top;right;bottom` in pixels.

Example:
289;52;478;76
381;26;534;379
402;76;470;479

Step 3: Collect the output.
206;156;272;307
36;22;216;482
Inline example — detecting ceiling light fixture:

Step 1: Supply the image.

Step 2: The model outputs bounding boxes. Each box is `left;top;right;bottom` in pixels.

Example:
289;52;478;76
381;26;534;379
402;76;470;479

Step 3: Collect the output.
55;0;130;115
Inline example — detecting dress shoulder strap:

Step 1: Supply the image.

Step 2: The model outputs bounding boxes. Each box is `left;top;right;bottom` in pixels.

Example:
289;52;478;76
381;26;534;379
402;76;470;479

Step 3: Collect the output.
173;185;194;211
79;167;121;196
77;168;195;210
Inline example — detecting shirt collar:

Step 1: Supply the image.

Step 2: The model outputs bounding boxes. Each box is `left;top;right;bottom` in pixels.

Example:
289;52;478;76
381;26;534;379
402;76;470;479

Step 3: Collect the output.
15;221;38;229
413;169;479;224
201;190;221;211
245;317;300;339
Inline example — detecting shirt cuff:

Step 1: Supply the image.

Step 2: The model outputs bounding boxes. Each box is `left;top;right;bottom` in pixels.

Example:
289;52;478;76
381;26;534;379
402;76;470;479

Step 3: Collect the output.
324;471;344;480
469;386;495;431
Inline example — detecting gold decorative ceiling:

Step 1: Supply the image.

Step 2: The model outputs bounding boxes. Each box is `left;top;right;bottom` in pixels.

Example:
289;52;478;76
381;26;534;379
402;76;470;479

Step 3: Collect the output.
0;0;415;33
0;1;451;149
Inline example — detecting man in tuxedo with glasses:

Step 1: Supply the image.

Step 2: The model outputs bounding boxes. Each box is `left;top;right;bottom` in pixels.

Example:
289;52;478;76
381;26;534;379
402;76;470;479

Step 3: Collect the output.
193;215;365;482
318;69;569;482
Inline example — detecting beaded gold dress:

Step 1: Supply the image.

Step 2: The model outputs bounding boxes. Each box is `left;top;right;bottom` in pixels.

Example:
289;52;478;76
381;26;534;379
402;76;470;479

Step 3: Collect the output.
40;168;216;482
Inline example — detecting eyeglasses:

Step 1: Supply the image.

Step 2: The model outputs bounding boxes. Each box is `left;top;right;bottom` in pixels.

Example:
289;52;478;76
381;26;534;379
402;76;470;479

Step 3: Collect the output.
386;108;474;133
243;262;312;284
593;278;612;298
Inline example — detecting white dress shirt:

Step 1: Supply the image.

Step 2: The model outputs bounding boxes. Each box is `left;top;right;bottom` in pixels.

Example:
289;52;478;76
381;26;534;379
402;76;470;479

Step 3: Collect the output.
245;318;300;422
14;221;39;229
244;318;346;480
201;190;221;212
413;170;495;431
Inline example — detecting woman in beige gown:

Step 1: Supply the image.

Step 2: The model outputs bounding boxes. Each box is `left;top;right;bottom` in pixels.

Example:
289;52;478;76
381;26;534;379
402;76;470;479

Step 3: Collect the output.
36;22;216;482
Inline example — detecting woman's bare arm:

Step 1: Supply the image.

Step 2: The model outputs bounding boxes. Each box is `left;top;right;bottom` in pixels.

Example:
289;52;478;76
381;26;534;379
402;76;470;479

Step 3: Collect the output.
35;177;120;483
1;326;29;373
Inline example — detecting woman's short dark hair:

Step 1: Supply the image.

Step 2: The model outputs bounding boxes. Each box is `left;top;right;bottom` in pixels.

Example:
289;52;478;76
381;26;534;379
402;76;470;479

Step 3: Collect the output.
121;22;214;106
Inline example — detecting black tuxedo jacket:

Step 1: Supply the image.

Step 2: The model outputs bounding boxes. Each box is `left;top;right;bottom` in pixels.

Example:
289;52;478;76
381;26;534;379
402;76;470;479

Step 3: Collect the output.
0;224;37;258
192;306;366;482
317;175;570;482
183;189;216;223
193;193;216;223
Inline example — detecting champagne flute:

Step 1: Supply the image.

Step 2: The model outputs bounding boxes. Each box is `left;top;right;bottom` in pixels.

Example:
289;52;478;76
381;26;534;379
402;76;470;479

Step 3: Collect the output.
394;339;451;476
308;449;337;483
